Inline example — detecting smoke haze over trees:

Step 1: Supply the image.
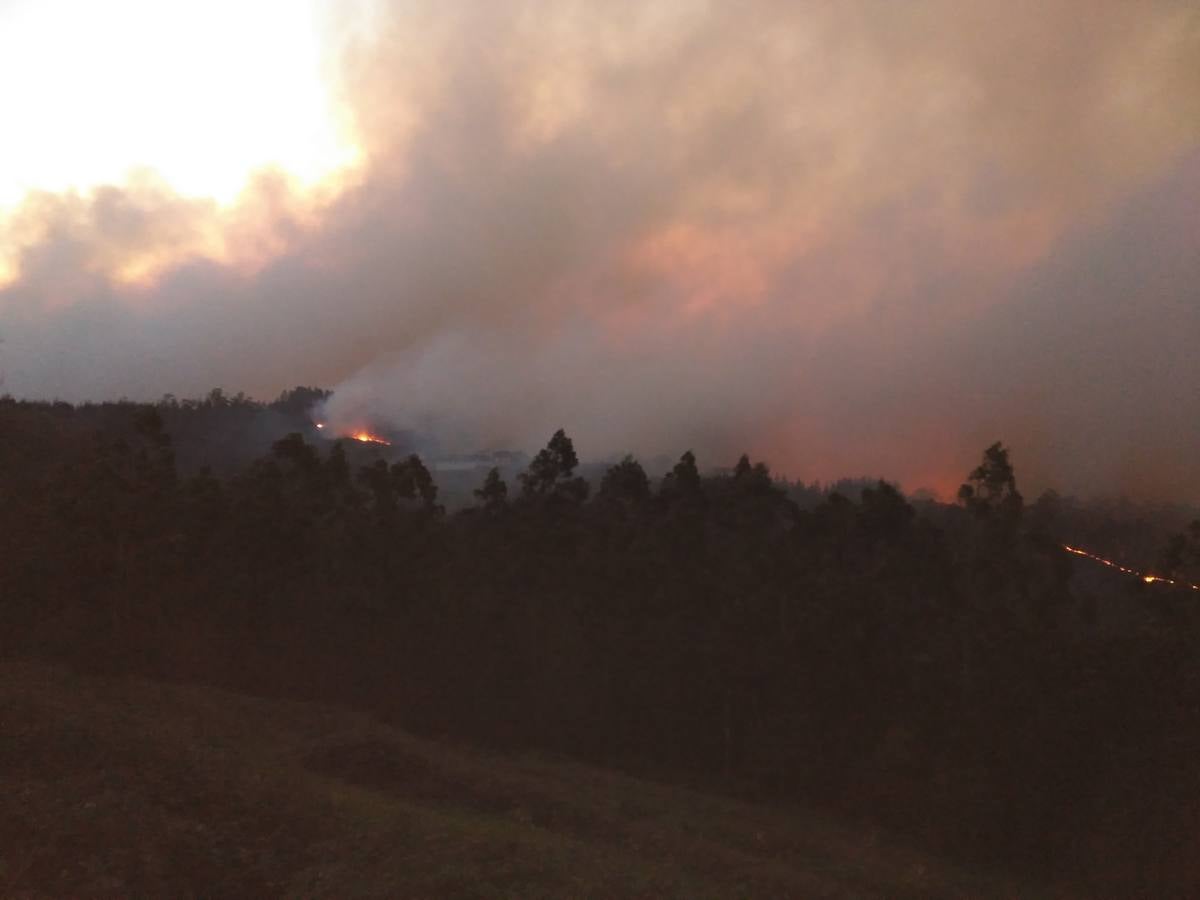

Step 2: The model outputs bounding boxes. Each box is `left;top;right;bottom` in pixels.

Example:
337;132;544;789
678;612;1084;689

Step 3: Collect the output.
1;0;1198;500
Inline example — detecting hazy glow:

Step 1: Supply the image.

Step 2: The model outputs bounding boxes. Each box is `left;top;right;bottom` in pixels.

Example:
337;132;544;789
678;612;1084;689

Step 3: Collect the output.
1;1;1197;500
0;0;360;209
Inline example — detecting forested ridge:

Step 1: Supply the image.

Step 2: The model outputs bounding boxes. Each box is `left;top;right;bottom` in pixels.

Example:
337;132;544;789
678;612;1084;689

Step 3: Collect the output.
3;391;1199;895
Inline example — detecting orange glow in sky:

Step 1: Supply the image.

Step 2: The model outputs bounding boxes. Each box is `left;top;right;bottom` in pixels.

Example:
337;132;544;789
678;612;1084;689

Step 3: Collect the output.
0;0;363;211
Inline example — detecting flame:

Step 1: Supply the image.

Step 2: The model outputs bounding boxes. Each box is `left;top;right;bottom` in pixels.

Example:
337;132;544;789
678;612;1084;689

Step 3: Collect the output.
1062;544;1200;592
312;422;389;444
349;430;390;445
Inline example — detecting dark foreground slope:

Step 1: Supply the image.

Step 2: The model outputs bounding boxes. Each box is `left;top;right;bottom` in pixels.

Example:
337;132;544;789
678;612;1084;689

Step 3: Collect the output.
0;661;1032;899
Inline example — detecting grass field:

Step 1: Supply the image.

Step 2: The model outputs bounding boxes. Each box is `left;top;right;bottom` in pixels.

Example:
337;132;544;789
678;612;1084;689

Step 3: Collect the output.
0;660;1039;898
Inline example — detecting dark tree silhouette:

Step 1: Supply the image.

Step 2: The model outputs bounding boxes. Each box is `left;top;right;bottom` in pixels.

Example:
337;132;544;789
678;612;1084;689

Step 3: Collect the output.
474;467;509;513
598;455;651;506
519;429;589;504
958;441;1023;523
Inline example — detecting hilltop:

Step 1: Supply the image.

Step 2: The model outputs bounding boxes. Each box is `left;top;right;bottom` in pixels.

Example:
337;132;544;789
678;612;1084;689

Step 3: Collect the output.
0;661;1033;899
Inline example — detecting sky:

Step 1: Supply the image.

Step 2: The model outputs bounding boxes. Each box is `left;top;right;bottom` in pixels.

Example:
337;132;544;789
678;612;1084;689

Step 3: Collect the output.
0;0;1197;500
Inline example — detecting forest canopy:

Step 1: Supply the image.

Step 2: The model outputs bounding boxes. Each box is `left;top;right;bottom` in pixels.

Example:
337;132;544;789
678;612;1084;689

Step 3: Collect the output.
2;390;1198;894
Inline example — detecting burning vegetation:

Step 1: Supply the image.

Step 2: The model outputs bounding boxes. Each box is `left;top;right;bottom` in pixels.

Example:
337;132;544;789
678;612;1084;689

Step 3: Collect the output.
313;422;391;445
348;430;390;445
1062;543;1200;592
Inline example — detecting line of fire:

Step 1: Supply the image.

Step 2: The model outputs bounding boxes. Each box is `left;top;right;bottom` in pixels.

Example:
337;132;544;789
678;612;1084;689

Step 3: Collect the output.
1061;544;1200;592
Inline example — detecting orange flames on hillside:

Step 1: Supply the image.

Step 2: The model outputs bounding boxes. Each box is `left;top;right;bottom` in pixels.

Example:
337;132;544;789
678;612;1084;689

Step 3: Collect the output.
313;422;390;445
1062;544;1200;592
349;430;390;445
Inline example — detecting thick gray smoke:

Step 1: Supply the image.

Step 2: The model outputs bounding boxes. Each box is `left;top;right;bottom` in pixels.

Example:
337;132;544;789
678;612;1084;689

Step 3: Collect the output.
1;0;1198;499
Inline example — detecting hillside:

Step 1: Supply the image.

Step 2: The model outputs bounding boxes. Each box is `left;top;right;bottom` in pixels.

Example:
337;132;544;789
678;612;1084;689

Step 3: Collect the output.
0;661;1034;898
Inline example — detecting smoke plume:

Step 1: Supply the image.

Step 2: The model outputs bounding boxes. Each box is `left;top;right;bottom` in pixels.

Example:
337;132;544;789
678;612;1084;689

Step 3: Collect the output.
2;0;1198;499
